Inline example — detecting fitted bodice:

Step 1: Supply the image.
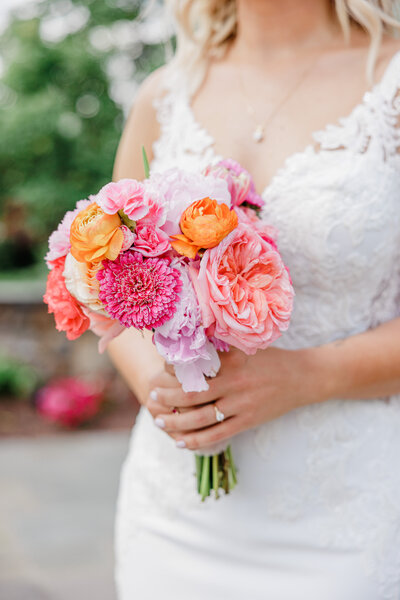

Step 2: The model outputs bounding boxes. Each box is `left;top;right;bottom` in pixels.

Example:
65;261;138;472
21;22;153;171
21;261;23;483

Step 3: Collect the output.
152;52;400;351
116;52;400;599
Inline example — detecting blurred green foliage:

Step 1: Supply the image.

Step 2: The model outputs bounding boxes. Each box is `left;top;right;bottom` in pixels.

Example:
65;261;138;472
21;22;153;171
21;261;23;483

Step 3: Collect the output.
0;356;40;399
0;0;168;269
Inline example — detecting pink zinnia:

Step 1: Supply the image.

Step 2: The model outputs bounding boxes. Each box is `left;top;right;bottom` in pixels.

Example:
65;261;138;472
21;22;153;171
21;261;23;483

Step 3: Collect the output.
97;251;182;329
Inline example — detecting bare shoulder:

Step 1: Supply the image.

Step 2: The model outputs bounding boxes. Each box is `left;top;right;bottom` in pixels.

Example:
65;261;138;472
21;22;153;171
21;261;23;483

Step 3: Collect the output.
113;65;168;181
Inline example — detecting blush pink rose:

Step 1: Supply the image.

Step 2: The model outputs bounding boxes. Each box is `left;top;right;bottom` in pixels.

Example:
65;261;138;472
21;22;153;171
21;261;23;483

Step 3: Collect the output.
95;179;149;221
133;223;170;257
190;223;294;354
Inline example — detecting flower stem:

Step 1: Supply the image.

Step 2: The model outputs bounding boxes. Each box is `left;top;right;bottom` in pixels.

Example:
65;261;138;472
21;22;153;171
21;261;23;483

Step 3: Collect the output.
200;455;210;501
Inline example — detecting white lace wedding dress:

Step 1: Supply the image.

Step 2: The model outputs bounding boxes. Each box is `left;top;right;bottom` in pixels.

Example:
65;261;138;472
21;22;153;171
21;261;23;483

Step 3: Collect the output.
115;52;400;599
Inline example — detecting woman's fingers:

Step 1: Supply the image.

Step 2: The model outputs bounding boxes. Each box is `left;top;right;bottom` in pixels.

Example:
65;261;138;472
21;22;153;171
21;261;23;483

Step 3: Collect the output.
154;395;241;433
151;377;231;408
171;416;242;451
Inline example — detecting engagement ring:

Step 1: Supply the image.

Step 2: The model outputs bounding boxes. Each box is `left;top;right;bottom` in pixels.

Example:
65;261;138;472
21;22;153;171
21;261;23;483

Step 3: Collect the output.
214;404;225;423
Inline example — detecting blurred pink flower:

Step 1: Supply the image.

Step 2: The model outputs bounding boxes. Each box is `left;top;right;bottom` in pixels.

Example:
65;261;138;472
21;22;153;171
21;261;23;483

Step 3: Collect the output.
97;251;182;329
36;378;104;427
95;179;149;221
45;199;90;268
204;159;264;209
190;223;294;354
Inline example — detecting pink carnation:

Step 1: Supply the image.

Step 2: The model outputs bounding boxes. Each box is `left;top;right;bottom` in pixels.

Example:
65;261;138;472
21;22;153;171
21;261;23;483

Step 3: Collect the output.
95;179;149;221
190;223;294;354
134;222;170;257
97;251;182;329
45;199;91;268
204;159;264;209
120;225;136;251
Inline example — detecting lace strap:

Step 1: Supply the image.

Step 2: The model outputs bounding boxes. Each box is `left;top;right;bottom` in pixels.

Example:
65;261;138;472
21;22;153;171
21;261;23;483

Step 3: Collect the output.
378;49;400;110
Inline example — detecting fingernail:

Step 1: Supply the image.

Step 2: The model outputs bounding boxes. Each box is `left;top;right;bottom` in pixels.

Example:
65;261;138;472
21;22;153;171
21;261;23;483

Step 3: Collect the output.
176;440;186;449
150;390;158;402
154;417;165;429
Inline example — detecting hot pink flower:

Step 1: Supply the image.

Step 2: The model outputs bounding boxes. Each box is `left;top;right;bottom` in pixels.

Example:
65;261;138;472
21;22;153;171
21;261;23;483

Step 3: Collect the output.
97;251;182;329
45;199;91;268
190;223;294;354
95;179;149;221
36;377;103;427
204;159;264;209
134;222;170;257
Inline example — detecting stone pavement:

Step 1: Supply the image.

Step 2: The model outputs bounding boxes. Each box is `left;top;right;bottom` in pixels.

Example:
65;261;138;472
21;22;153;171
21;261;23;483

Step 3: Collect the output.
0;431;131;600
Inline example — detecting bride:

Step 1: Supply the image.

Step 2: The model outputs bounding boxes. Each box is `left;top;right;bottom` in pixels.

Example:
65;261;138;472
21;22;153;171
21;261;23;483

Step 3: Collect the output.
109;0;400;598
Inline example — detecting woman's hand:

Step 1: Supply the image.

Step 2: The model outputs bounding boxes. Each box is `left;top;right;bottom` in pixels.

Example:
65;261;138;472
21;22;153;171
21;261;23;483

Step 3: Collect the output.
146;346;333;451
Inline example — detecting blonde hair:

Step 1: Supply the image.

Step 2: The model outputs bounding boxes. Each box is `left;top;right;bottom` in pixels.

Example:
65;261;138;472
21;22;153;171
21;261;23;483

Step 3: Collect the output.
167;0;400;93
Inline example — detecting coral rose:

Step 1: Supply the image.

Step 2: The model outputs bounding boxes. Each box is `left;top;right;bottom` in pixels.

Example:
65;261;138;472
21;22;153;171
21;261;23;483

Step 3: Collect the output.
171;197;238;259
189;223;294;354
44;257;90;341
70;202;123;265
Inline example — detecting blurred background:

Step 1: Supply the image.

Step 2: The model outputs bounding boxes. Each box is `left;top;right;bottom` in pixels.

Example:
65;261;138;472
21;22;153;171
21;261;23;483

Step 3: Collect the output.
0;1;172;598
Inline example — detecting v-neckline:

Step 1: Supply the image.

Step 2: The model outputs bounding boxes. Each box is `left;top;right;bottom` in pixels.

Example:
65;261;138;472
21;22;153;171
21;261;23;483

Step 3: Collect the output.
179;50;400;198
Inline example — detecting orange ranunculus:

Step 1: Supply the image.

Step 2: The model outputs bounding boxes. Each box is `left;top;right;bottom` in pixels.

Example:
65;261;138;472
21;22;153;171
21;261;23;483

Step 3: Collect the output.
70;202;123;265
171;198;238;259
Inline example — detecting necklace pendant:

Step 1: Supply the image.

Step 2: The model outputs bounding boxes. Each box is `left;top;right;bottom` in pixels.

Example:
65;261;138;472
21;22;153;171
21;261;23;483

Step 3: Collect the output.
253;125;264;143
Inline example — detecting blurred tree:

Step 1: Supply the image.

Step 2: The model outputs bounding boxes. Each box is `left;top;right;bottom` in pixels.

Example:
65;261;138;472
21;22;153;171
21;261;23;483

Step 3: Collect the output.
0;0;170;269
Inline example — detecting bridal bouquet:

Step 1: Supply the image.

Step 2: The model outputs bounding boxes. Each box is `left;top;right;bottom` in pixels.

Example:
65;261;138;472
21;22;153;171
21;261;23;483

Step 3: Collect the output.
44;155;294;500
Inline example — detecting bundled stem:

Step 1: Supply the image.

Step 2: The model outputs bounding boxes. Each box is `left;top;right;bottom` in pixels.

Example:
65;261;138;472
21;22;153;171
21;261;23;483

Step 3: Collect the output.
195;445;237;501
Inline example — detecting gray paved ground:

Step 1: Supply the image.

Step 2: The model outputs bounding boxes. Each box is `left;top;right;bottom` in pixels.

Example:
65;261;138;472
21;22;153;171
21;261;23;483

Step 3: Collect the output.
0;431;130;600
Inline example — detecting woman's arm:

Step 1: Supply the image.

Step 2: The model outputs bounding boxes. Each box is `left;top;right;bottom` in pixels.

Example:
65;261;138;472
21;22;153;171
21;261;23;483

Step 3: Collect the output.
106;68;172;406
147;317;400;450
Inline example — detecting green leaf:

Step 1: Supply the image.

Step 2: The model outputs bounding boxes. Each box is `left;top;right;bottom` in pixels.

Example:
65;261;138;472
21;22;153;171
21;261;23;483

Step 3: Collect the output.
142;146;150;179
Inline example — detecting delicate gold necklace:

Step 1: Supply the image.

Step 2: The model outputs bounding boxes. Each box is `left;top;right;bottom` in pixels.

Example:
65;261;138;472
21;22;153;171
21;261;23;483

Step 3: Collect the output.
237;55;320;143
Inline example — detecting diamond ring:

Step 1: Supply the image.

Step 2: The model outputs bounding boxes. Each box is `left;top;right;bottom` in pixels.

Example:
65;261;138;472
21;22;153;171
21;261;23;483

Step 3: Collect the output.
214;404;225;423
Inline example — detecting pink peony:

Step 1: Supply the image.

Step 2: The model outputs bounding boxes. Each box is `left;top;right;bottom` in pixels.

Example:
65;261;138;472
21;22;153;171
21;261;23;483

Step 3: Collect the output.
154;260;220;392
95;179;149;221
45;199;91;268
133;222;170;257
146;169;231;236
82;307;124;354
36;377;104;427
190;223;294;354
44;256;90;340
204;159;264;209
97;251;182;329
